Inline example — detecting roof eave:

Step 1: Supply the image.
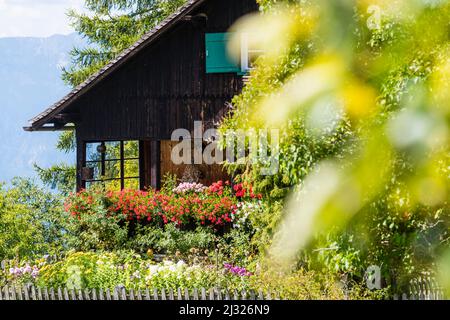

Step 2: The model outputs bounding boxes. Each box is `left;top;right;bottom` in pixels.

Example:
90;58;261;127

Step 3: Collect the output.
23;125;76;132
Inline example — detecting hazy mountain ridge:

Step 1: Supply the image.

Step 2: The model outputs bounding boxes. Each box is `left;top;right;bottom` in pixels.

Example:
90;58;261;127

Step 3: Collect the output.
0;33;84;183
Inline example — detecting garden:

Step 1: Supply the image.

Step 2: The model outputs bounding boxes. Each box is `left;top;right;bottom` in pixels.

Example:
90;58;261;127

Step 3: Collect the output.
1;0;449;301
0;177;356;299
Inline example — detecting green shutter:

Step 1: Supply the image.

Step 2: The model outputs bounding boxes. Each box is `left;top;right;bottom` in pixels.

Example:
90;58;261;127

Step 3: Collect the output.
205;33;240;73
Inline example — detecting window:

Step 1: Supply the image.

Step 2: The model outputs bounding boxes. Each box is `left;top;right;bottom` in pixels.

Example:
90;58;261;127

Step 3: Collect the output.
205;33;263;75
83;140;140;190
240;32;264;73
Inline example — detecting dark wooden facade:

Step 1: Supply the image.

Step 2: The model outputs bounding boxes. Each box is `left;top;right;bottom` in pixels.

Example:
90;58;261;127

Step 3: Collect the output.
27;0;259;191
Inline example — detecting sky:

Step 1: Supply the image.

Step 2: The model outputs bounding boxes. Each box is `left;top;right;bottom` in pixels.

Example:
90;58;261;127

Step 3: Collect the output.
0;0;87;38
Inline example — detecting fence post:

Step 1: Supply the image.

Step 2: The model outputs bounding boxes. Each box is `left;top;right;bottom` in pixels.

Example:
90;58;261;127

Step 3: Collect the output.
31;286;37;301
11;286;17;300
193;288;199;300
70;288;76;301
85;289;92;301
105;288;111;301
224;289;231;301
17;286;23;300
3;286;10;300
208;288;214;300
121;288;127;300
201;288;207;300
258;290;264;300
23;285;30;300
63;288;69;300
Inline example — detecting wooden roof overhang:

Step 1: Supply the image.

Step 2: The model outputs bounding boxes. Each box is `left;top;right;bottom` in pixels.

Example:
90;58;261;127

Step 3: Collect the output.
23;0;207;132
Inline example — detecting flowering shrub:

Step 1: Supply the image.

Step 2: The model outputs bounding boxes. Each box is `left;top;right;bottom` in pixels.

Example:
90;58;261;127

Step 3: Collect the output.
224;263;253;277
232;200;264;230
173;182;207;194
9;264;40;279
105;189;158;222
64;181;261;230
35;251;255;291
0;258;49;286
8;264;40;285
233;183;262;200
0;251;369;299
208;180;232;196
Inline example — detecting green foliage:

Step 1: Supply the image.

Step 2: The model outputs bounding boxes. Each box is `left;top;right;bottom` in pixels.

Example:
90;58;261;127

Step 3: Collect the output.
62;187;130;251
217;229;256;267
252;268;346;300
56;131;77;153
131;223;217;256
65;210;130;252
34;163;76;195
221;0;449;293
220;30;353;199
63;0;187;87
36;251;256;291
59;181;265;261
160;172;178;194
0;178;66;260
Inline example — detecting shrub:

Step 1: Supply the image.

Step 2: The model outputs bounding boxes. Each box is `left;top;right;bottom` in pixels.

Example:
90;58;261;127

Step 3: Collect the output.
131;223;217;256
0;178;67;260
64;181;243;230
36;251;256;291
62;181;265;257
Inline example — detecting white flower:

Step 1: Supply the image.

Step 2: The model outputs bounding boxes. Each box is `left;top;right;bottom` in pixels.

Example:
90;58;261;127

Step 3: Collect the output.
169;265;177;272
148;265;160;275
163;260;174;266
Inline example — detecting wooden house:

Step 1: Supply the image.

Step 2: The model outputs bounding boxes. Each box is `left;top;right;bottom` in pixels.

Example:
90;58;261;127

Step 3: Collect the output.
24;0;259;191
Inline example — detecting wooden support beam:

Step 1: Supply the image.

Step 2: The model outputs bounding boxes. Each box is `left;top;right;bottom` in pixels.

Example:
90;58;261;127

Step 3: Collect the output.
76;133;86;192
150;140;161;190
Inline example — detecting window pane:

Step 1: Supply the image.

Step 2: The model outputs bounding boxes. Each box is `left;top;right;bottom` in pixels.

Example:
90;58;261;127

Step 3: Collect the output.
86;180;121;191
86;161;101;180
124;141;139;158
103;180;121;191
124;159;140;178
248;51;262;68
86;143;102;162
104;141;121;160
124;178;140;190
104;160;121;179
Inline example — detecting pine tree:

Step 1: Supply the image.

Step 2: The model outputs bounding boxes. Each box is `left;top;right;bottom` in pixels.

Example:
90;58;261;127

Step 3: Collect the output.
63;0;186;87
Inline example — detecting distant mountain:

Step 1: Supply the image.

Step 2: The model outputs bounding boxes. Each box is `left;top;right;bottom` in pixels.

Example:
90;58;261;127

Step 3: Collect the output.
0;33;85;184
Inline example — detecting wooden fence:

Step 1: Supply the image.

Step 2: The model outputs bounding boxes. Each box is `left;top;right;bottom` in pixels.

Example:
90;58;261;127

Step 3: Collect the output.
1;259;447;301
0;284;447;301
0;286;274;301
393;277;446;300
